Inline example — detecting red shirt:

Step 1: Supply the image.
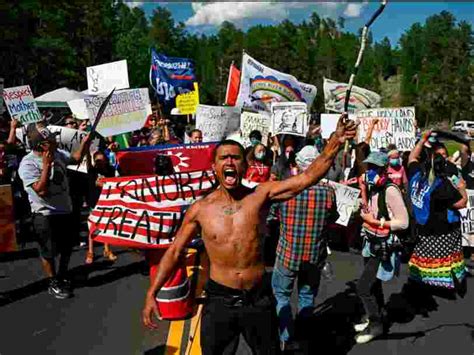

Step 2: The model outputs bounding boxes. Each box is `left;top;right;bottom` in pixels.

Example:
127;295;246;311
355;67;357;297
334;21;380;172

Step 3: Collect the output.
245;163;270;183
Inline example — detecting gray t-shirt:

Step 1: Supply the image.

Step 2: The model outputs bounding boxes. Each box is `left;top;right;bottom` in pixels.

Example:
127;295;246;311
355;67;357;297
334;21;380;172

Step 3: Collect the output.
19;149;73;215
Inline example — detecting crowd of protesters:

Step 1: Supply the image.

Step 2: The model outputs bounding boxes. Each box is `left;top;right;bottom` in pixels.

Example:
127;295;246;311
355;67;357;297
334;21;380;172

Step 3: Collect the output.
1;106;473;353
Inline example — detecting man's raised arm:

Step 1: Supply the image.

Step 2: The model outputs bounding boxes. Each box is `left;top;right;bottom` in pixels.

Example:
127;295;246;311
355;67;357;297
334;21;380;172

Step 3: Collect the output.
142;202;201;329
260;114;357;202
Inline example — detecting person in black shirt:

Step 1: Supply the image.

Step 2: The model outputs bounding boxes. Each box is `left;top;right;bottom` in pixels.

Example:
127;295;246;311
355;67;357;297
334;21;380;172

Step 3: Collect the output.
406;132;467;302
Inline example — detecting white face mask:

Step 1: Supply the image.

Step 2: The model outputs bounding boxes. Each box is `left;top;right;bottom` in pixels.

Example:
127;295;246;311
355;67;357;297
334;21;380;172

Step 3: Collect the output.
255;151;265;161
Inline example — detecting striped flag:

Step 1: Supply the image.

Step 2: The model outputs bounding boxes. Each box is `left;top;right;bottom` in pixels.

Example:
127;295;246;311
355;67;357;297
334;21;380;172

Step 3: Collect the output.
88;170;217;249
225;62;240;106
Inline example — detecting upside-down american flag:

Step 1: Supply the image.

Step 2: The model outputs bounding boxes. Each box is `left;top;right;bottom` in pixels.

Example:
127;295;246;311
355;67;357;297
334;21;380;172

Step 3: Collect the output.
88;170;217;249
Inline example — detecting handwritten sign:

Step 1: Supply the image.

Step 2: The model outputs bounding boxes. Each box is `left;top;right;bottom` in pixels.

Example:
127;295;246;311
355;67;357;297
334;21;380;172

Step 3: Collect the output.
84;88;151;137
176;83;199;115
3;85;41;124
87;60;129;94
240;111;270;147
0;184;17;252
357;107;416;151
88;170;217;249
271;102;308;137
460;190;474;236
196;105;240;142
325;180;360;226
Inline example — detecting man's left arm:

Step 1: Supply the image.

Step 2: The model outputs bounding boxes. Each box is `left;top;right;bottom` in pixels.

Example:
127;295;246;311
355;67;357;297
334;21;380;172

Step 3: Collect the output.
259;114;357;202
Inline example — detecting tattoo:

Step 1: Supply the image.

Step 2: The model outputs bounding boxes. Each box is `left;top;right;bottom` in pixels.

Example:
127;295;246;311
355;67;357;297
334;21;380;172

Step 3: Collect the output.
223;204;241;215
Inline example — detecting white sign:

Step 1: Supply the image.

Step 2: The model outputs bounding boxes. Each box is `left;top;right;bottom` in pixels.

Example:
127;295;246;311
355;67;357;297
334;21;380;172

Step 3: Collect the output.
320;113;357;139
196;105;240;142
16;125;100;173
461;190;474;239
84;88;151;137
323;77;381;113
325;180;361;227
240;111;270;147
236;53;317;112
3;85;42;124
87;60;129;95
271;102;308;137
67;99;89;120
357;107;416;151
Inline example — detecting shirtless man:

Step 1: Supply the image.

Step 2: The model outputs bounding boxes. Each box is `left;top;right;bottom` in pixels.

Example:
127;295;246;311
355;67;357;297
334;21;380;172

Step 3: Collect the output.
143;115;357;354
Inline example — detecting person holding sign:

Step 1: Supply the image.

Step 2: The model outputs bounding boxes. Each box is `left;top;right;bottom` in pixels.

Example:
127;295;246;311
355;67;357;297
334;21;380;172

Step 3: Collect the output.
18;123;92;299
143;114;357;355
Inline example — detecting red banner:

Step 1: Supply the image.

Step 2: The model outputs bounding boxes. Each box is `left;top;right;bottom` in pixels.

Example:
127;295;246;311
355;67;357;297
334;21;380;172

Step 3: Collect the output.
115;142;217;176
0;184;17;253
88;170;216;249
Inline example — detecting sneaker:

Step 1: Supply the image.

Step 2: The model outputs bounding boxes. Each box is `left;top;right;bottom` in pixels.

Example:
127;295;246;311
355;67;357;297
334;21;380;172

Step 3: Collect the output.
354;317;370;332
355;323;383;344
48;279;72;299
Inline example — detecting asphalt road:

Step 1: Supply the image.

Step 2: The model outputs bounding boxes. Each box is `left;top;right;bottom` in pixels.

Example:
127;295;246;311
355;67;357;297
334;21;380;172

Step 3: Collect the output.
1;244;473;355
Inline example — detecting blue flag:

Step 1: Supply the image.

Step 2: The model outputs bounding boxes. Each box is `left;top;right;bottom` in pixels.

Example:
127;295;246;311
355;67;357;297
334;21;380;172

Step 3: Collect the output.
150;49;196;108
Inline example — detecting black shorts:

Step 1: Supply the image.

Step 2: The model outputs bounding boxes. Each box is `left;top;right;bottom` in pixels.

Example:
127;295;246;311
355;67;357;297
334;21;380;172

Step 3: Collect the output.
201;278;281;355
32;214;74;259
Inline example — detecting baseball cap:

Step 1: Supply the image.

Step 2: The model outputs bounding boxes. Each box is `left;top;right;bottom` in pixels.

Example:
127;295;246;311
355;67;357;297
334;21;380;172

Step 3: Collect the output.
27;123;58;149
296;145;320;171
363;151;389;167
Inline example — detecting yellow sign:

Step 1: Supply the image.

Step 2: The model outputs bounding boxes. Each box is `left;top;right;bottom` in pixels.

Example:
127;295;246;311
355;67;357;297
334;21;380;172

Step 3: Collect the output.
176;83;199;115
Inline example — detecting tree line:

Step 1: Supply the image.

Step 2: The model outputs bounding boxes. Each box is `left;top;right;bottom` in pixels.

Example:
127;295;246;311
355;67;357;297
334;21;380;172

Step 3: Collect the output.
1;2;472;126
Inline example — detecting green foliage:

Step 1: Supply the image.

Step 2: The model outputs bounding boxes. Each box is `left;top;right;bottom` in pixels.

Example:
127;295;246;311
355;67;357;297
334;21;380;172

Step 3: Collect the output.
0;3;471;123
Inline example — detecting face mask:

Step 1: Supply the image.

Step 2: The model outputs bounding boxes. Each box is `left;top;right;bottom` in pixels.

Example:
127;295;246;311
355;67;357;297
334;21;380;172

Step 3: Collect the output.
389;158;400;167
255;151;265;161
250;138;260;146
428;136;437;143
285;152;291;159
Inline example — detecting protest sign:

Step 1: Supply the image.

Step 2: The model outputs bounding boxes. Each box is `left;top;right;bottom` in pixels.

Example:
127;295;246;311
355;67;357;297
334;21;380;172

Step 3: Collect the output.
115;142;217;176
176;83;199;115
16;125;100;173
3;85;41;124
87;60;129;94
271;102;308;137
196;105;240;142
320;113;356;139
324;180;360;226
240;111;270;147
0;184;17;252
88;170;217;249
67;99;89;120
236;53;317;112
323;77;381;113
150;49;196;110
460;190;474;236
84;88;151;137
357;107;416;151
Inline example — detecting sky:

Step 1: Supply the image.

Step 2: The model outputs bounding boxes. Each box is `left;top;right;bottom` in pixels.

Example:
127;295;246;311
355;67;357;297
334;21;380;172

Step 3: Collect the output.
131;1;473;47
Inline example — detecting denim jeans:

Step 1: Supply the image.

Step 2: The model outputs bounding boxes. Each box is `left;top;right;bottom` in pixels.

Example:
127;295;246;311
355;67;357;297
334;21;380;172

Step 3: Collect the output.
271;261;322;342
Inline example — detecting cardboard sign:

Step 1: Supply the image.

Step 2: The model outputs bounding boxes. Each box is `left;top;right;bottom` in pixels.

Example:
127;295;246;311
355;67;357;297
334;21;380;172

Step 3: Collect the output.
176;83;199;115
240;111;270;147
84;88;151;137
271;102;308;137
87;60;129;94
357;107;416;151
325;180;360;226
88;170;217;249
195;105;240;142
0;184;17;252
3;85;42;124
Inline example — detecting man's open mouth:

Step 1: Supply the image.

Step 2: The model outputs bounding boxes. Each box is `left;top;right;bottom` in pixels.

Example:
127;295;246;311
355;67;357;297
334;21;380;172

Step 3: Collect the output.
223;168;237;185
